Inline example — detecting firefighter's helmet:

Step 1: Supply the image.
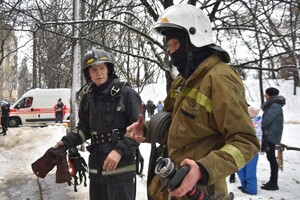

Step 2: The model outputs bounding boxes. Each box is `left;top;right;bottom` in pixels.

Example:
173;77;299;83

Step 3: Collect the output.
82;49;115;80
152;4;214;48
152;4;230;63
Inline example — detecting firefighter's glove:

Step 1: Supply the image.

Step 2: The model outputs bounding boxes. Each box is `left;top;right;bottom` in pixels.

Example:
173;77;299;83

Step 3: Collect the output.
55;148;72;183
32;147;72;184
31;147;58;178
68;147;87;192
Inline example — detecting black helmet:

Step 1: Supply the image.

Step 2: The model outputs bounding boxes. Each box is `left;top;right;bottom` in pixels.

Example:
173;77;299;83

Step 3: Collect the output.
82;48;115;81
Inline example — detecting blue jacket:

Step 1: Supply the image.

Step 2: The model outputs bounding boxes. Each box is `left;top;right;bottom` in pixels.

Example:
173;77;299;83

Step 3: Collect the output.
156;102;164;112
262;95;285;144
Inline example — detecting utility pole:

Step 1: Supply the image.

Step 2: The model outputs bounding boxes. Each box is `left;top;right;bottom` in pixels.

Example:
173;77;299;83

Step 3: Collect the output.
32;30;37;88
70;0;82;129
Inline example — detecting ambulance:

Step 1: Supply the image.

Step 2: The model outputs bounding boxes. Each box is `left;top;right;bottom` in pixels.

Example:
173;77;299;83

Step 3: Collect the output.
9;88;71;127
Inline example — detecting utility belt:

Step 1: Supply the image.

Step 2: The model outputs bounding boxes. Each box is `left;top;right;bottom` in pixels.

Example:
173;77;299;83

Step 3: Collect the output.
90;129;145;177
91;129;125;145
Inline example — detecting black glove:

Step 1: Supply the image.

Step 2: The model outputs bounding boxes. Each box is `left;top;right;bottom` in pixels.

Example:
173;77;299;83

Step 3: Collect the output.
261;131;269;152
136;148;144;177
68;147;87;192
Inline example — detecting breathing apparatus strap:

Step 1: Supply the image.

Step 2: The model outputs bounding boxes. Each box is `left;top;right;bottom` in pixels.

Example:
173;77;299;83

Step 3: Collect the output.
76;80;94;101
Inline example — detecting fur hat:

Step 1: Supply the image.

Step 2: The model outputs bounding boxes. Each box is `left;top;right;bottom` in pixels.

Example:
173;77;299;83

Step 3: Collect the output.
265;87;279;97
248;106;261;118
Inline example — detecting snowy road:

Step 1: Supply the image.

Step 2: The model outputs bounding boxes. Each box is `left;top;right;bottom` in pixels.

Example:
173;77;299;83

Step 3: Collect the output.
0;125;148;200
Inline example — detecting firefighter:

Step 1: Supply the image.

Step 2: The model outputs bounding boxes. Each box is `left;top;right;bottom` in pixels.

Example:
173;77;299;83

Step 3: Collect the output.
54;48;142;200
127;4;259;200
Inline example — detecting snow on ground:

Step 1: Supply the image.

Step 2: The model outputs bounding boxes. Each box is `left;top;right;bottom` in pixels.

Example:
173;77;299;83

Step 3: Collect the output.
0;124;299;200
0;79;300;200
0;125;90;200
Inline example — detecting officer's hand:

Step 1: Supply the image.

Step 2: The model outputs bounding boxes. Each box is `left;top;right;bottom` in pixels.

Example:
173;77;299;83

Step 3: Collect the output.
126;114;145;143
53;141;64;149
103;150;121;171
168;158;202;197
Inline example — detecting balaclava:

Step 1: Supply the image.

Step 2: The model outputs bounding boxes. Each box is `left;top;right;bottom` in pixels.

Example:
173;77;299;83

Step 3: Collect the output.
164;28;213;79
165;28;187;76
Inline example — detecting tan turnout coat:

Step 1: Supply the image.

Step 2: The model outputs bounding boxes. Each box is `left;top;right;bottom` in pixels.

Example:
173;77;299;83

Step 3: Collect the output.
147;54;260;200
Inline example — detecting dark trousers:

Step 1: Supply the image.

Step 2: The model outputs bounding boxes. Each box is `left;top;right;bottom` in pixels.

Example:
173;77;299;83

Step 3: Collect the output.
89;177;135;200
1;116;9;133
55;113;63;123
266;142;278;184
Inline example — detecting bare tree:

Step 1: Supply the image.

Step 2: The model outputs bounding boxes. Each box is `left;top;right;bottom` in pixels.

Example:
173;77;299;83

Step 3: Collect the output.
1;0;299;102
0;22;18;102
31;0;73;88
210;0;300;103
18;57;31;97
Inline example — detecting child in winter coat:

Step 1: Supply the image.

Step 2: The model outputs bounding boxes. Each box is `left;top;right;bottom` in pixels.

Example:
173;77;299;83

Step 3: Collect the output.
156;101;164;112
237;105;262;195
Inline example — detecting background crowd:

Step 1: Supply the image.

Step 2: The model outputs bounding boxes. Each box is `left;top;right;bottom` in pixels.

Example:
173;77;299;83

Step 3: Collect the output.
141;99;164;119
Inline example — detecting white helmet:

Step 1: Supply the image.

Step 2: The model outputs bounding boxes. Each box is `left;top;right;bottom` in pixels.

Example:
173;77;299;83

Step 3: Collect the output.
152;4;214;48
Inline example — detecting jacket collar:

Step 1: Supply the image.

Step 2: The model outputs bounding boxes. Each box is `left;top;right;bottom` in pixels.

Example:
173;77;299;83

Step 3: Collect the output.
184;54;221;84
262;95;286;111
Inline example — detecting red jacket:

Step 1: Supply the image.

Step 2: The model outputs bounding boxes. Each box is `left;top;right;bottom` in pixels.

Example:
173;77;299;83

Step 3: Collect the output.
54;103;67;117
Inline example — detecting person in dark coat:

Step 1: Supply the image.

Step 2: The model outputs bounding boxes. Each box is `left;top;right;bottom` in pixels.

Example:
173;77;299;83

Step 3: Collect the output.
1;102;10;136
261;87;285;191
146;100;156;119
54;48;142;200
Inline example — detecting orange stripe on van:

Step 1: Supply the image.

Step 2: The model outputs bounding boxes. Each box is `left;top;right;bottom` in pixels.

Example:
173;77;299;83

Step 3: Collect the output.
9;108;70;114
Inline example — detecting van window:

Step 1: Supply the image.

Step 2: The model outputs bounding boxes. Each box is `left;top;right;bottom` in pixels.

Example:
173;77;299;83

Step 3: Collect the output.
15;97;33;108
25;97;33;107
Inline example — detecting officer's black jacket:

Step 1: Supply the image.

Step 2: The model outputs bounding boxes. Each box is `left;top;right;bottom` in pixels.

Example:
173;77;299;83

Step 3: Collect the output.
62;78;142;182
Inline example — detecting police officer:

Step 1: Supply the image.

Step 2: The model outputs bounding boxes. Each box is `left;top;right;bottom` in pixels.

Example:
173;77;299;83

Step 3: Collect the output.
1;102;10;136
127;4;259;200
54;48;142;200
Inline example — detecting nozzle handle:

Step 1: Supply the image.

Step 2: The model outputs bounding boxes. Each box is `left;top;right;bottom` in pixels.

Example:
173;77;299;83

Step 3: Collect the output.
168;165;189;190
